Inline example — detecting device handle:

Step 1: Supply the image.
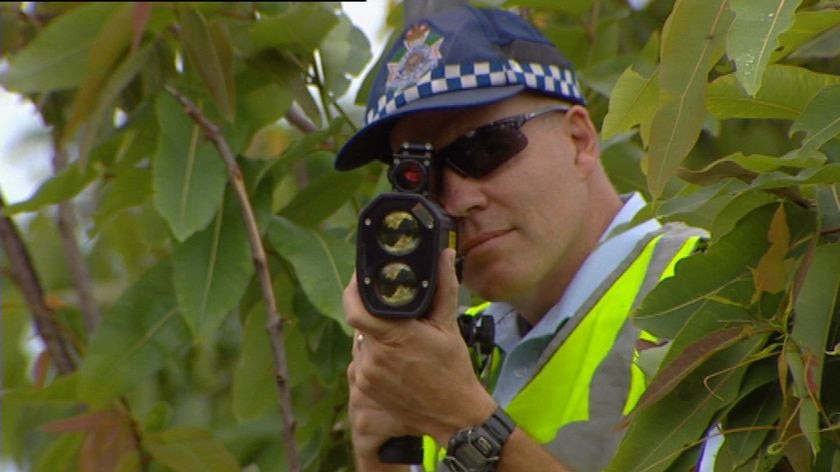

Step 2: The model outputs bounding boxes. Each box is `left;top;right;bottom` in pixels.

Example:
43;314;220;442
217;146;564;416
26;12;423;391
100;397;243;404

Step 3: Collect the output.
378;435;424;464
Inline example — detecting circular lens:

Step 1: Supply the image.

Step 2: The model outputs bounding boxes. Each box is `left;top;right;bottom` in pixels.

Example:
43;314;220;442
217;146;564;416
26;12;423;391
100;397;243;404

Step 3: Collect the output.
376;211;421;255
393;160;426;192
375;262;418;307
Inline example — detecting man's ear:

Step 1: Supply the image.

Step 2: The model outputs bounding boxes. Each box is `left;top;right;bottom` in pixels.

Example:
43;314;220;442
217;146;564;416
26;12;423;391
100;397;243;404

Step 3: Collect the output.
565;106;600;175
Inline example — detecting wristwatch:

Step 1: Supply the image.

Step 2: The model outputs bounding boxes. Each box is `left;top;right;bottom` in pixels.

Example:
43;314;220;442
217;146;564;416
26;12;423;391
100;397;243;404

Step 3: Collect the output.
443;407;516;472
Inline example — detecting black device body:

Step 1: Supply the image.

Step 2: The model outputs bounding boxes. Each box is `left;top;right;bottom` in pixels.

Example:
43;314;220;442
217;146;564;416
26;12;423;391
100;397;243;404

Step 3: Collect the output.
355;143;457;464
356;143;457;319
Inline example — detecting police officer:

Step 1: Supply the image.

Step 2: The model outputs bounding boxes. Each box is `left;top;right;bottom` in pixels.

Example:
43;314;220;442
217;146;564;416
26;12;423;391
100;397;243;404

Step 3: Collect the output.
338;6;705;471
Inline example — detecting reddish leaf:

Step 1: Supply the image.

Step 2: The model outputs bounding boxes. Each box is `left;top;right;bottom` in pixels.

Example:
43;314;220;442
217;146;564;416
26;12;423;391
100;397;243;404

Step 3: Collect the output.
42;407;138;472
132;3;152;52
629;326;750;416
32;349;51;388
753;204;791;296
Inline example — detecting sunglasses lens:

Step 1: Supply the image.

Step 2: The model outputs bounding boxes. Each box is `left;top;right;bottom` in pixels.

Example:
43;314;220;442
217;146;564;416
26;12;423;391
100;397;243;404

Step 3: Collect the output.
444;125;528;178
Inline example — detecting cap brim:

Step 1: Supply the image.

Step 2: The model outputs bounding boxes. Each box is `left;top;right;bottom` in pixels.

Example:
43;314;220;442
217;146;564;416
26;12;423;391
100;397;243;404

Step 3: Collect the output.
335;84;526;170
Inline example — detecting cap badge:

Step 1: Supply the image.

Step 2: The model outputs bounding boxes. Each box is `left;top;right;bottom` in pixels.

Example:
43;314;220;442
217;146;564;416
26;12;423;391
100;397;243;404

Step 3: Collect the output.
386;23;443;91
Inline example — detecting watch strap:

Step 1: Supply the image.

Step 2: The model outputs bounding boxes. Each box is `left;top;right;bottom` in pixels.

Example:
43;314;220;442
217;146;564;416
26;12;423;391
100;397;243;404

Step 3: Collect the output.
483;407;515;445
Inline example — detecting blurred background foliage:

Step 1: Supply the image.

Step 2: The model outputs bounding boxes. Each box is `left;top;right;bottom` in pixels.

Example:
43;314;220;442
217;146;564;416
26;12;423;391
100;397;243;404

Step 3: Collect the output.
0;1;838;471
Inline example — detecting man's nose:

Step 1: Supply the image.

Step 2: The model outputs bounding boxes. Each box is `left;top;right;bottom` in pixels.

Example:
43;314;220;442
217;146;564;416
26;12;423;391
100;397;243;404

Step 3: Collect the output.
438;167;487;218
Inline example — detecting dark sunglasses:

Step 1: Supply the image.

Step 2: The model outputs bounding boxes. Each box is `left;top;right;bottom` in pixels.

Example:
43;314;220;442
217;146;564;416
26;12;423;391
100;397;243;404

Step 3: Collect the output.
435;105;570;179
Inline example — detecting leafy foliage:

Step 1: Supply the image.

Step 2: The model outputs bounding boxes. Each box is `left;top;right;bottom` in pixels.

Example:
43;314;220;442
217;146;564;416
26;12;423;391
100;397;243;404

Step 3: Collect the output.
0;1;838;471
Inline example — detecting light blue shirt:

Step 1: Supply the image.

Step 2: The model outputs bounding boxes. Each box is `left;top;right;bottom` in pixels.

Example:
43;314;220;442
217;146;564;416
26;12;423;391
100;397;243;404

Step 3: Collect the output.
484;192;661;406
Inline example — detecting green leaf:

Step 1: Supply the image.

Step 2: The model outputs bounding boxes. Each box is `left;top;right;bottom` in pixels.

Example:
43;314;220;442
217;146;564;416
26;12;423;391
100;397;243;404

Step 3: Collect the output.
33;434;84;472
716;385;782;470
749;163;840;190
706;150;826;174
173;189;254;342
601;66;659;144
0;3;120;93
790;242;840;399
320;14;372;98
816;184;840;235
267;216;353;333
726;0;801;97
249;3;338;53
279;167;365;227
64;2;135;140
609;334;768;472
78;262;190;406
708;64;840;120
2;161;98;216
789;84;840;152
92;166;153;227
634;205;775;338
709;188;777;244
771;10;840;62
232;304;278;421
72;39;158;165
178;7;236;122
153;93;228;241
145;427;239;472
631;326;751;416
646;0;733;199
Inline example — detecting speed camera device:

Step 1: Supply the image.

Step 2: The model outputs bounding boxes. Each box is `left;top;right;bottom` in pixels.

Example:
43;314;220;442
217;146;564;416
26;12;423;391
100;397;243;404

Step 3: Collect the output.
355;142;457;464
356;142;457;319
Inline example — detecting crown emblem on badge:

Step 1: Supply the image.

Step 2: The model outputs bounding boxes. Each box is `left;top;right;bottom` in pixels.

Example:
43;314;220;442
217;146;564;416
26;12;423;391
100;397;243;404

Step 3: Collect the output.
386;23;444;91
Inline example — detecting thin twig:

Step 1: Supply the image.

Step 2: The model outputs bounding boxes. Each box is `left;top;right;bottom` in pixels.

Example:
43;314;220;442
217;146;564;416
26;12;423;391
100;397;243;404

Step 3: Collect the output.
164;85;301;472
285;102;319;134
51;137;101;333
0;194;77;374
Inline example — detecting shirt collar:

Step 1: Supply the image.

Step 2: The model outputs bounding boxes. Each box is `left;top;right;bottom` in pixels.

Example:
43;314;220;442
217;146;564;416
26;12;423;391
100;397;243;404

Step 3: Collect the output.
486;192;660;353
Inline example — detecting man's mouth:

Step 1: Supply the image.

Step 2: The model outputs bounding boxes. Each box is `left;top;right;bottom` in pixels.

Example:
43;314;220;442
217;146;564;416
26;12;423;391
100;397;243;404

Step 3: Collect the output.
461;229;511;256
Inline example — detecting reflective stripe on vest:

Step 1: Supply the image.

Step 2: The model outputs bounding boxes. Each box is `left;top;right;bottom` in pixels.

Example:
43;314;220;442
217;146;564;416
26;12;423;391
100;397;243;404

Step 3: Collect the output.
421;223;704;471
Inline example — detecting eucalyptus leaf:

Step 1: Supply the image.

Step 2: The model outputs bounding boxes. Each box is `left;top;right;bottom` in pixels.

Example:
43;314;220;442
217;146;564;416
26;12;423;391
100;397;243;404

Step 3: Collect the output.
232;304;279;422
178;7;236;122
609;334;768;472
267;216;353;334
153;93;228;241
647;0;732;199
173;188;254;342
633;205;775;338
0;3;119;93
64;3;135;140
816;184;840;235
2;161;97;215
726;0;801;97
320;15;372;98
249;3;338;53
279;167;365;227
716;385;781;470
790;243;840;397
601;66;658;144
145;427;240;472
708;64;840;120
92;166;153;227
790;84;840;152
78;262;190;406
771;10;840;62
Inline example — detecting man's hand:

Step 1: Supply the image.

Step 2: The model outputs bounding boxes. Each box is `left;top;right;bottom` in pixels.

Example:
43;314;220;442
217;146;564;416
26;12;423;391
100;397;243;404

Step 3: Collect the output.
345;248;496;448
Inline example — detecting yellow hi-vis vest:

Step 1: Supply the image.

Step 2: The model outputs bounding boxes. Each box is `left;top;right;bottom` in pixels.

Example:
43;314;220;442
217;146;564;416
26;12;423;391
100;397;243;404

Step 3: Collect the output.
422;223;705;472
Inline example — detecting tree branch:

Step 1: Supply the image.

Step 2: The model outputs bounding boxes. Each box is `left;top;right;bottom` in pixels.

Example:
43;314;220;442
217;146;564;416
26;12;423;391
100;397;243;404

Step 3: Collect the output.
51;138;101;333
0;194;77;375
164;85;301;472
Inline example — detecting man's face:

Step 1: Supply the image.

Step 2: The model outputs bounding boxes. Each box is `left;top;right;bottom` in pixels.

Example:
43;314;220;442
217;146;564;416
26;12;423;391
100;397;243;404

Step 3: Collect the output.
390;94;599;309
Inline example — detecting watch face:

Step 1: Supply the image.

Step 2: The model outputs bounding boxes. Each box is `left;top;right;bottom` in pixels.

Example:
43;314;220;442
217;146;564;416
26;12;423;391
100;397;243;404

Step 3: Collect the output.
445;430;500;472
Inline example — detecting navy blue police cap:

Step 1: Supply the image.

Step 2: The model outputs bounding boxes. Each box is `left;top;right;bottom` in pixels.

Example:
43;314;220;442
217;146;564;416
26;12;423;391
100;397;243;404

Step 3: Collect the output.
335;5;586;170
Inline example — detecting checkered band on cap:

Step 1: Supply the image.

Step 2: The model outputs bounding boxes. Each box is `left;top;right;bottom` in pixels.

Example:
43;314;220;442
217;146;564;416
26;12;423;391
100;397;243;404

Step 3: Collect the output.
365;59;583;125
